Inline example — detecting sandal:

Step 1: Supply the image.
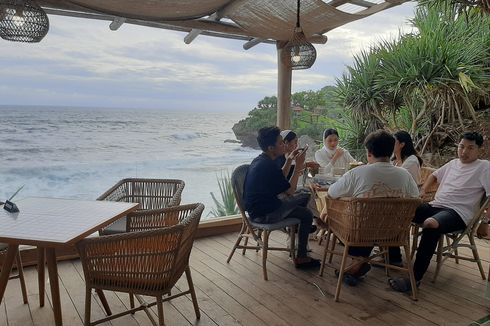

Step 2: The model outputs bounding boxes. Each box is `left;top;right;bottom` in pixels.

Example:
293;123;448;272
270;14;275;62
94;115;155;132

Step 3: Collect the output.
388;277;420;293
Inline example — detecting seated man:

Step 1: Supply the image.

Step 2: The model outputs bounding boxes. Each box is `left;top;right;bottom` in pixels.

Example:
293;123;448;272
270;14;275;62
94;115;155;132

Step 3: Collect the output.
390;132;490;292
244;126;320;269
326;130;419;284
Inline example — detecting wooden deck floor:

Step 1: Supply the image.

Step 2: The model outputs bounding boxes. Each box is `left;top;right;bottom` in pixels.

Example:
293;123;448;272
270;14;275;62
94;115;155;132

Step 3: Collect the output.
1;232;489;326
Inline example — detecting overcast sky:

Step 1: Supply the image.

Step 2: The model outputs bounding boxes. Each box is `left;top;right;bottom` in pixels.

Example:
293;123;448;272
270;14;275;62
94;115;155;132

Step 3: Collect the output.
0;2;416;112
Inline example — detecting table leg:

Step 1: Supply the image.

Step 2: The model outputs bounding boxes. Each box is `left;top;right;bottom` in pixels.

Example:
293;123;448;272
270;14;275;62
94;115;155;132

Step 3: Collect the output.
46;248;62;326
38;247;45;307
0;244;19;303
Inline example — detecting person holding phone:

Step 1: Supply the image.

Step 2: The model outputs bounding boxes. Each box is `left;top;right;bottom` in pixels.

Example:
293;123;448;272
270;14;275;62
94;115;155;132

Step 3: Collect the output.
315;128;357;175
276;130;319;181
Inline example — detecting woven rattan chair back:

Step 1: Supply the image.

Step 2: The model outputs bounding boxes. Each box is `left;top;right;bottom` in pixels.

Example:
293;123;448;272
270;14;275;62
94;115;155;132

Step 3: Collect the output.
97;178;185;210
77;203;204;326
320;197;421;301
230;164;258;239
327;197;422;247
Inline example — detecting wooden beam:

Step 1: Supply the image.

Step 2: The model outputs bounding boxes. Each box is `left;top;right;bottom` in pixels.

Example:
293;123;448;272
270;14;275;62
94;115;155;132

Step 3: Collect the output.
276;41;292;130
243;38;264;50
184;12;219;44
350;0;375;8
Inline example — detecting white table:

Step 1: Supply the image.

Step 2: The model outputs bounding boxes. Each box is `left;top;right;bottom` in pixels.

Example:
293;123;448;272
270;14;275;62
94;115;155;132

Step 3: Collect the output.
0;197;139;326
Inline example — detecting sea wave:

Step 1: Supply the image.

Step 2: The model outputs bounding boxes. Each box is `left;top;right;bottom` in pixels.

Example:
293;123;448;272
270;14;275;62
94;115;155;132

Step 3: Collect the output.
170;132;202;141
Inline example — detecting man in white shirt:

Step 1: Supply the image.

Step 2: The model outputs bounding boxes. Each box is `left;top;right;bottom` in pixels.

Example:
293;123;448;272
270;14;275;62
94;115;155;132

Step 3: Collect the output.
327;130;419;284
390;132;490;293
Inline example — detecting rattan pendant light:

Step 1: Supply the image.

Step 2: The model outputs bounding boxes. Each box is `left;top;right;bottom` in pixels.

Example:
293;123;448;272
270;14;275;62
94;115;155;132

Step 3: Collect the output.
0;0;49;42
283;0;316;70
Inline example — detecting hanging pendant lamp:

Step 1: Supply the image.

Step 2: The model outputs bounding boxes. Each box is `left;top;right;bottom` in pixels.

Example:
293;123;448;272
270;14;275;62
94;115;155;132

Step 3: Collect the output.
0;0;49;43
282;0;316;70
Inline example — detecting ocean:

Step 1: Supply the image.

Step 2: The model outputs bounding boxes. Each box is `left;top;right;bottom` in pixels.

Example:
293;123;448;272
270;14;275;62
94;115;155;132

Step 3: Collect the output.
0;106;260;217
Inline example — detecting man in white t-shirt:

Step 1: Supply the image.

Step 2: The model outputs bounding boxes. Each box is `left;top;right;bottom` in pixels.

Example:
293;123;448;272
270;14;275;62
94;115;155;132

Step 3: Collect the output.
390;132;490;293
327;130;419;284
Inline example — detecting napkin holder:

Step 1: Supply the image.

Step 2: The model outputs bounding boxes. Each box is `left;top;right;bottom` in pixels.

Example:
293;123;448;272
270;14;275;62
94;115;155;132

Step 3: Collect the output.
3;200;19;213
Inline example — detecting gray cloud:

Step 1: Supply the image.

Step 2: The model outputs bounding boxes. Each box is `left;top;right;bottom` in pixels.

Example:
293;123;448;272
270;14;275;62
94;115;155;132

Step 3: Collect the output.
0;2;416;111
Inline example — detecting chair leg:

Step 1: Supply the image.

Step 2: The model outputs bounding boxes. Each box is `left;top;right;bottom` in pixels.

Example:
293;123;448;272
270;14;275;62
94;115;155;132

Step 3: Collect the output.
432;235;444;283
185;266;201;319
468;234;486;280
37;247;45;307
156;296;165;326
262;230;269;281
84;287;92;326
403;244;418;301
227;233;243;263
329;234;337;264
129;293;135;313
95;289;112;316
447;235;459;264
410;225;419;260
289;226;296;260
242;233;250;255
319;229;331;277
335;245;349;302
383;247;389;277
317;229;326;246
15;251;28;304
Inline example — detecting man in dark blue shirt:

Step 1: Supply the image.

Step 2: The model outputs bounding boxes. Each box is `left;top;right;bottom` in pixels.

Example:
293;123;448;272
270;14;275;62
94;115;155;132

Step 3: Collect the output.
244;126;320;269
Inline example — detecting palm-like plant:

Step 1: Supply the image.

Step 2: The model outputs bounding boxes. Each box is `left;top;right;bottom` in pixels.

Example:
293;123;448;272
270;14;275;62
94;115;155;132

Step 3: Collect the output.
418;0;490;15
335;4;490;154
209;172;239;217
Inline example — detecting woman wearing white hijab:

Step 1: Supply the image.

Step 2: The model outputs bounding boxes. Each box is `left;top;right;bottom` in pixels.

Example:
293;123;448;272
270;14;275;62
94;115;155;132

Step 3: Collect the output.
314;128;356;174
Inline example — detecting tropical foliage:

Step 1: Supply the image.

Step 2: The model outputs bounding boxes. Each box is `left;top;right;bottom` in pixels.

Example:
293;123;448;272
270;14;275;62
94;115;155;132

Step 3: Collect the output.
336;4;490;153
209;172;239;217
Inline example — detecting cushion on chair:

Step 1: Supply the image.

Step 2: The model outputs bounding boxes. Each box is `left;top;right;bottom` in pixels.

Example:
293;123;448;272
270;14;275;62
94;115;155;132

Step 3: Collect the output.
99;217;127;235
250;218;300;231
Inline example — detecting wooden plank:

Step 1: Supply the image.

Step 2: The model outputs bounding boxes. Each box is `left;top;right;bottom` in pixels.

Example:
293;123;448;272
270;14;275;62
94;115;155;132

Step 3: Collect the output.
263;232;486;325
70;260;141;326
0;299;7;326
200;235;412;326
217;233;437;326
3;268;34;326
23;266;55;326
185;263;269;326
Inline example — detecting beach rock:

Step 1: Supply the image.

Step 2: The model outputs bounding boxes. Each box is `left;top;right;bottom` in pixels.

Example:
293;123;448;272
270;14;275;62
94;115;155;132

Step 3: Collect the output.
224;139;241;144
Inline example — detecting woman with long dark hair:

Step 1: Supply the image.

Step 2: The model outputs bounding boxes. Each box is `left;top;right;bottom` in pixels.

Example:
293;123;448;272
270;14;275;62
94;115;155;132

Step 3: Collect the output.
393;130;423;184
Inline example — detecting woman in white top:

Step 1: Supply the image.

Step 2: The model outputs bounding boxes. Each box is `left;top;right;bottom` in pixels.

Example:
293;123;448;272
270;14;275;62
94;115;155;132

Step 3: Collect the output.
393;130;423;184
314;128;356;174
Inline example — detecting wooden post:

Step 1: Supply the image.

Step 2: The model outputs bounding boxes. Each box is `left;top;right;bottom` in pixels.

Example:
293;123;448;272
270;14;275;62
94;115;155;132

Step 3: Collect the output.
277;41;292;129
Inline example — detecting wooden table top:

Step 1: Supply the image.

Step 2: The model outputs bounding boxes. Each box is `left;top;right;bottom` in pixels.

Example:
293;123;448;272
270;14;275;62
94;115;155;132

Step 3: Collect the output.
0;197;138;247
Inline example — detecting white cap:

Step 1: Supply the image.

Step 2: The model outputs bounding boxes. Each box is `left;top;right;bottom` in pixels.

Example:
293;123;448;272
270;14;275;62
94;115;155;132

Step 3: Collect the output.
280;130;292;139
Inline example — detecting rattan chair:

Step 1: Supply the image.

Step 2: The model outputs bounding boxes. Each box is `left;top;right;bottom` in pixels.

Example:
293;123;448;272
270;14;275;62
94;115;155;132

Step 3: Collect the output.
77;203;204;326
98;178;185;235
319;197;422;301
0;243;28;304
430;196;490;283
226;164;299;281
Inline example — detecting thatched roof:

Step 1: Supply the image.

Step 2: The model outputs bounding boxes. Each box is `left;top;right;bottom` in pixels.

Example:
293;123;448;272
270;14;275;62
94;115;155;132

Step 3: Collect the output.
37;0;407;46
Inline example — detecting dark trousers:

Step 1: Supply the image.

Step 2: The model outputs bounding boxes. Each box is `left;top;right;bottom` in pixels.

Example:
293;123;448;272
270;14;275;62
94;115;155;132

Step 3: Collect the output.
351;203;466;281
262;192;313;258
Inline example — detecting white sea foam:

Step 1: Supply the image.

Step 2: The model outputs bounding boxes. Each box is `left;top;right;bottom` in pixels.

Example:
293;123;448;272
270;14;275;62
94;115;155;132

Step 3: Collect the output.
0;106;260;217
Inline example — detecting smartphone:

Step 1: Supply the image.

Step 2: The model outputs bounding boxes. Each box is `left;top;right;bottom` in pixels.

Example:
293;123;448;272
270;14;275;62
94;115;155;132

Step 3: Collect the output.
298;144;309;154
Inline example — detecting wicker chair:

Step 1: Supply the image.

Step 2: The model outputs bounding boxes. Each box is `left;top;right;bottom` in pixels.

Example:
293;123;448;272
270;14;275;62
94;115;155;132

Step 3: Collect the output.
430;196;490;283
319;197;422;301
226;164;299;281
0;243;28;304
98;178;185;235
77;203;204;326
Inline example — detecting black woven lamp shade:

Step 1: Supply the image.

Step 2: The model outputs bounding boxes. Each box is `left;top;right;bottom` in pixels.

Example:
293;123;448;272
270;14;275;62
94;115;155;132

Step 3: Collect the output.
283;27;317;70
0;0;49;43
